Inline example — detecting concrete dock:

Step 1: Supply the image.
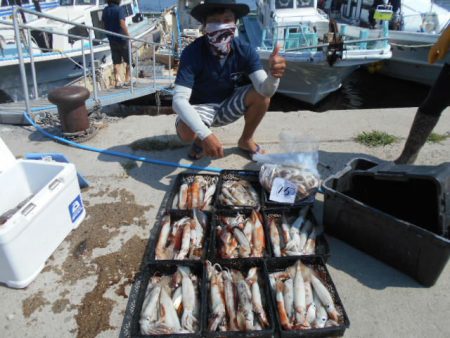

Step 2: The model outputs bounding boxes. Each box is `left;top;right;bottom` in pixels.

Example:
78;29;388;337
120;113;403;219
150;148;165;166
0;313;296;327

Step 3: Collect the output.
0;106;449;338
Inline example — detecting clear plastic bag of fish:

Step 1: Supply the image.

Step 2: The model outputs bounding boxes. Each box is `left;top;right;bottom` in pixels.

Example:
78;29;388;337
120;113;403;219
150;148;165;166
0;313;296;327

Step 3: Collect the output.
254;133;320;203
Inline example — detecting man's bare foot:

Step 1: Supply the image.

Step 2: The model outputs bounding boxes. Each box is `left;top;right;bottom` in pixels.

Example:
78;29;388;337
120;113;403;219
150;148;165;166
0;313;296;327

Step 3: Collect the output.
238;138;266;155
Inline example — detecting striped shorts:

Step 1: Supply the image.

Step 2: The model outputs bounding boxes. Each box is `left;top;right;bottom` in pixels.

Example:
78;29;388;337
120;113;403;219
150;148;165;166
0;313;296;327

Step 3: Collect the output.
176;84;252;129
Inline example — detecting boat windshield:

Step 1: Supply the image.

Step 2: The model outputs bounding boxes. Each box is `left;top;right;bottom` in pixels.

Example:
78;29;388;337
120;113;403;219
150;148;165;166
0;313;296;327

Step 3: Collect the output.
296;0;314;8
275;0;294;9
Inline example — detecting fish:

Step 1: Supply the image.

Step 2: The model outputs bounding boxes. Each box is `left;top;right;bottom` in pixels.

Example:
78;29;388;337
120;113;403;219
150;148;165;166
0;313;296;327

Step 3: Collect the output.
293;261;307;327
310;271;339;322
283;278;294;321
159;286;182;331
237;280;254;331
180;267;198;332
222;269;239;331
176;176;218;210
270;218;282;257
179;183;188;209
140;285;161;325
251;210;265;257
208;270;226;331
247;267;269;328
155;215;172;260
276;281;292;330
219;180;260;207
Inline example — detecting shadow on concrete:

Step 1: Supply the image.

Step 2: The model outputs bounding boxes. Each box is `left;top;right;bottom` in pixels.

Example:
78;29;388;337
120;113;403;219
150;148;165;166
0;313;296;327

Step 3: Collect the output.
325;233;422;289
96;137;216;192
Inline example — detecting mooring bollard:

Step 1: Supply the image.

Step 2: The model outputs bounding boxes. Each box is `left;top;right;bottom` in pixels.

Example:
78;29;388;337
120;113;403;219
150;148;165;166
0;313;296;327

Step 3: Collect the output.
48;86;90;133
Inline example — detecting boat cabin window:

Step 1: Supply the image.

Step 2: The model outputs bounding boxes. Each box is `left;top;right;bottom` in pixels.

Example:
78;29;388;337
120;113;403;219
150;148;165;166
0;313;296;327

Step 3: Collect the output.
275;0;293;9
75;0;96;4
59;0;73;5
296;0;313;7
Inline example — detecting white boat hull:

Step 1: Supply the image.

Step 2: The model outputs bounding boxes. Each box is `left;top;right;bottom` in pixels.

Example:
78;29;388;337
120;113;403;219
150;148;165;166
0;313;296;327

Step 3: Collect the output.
0;48;111;102
261;57;358;105
383;31;450;86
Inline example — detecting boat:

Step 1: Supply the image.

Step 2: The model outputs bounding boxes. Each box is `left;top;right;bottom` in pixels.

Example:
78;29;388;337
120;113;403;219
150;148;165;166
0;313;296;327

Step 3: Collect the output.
338;0;450;86
0;0;159;102
0;0;60;43
0;0;60;22
240;0;392;105
149;1;202;67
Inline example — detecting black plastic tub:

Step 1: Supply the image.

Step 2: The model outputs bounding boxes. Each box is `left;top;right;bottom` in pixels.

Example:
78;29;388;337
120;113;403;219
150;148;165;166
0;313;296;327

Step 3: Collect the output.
322;157;450;287
203;259;275;338
215;170;263;210
265;256;350;338
167;173;219;212
208;209;272;260
263;209;330;261
147;210;211;262
120;261;205;338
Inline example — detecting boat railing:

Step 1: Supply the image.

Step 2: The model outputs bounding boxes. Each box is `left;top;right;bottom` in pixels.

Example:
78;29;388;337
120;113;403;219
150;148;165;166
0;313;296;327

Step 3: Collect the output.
260;22;390;53
6;6;172;117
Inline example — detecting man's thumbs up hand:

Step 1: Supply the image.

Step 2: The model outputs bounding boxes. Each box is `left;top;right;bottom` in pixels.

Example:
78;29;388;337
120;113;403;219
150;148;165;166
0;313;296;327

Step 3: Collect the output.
269;43;286;78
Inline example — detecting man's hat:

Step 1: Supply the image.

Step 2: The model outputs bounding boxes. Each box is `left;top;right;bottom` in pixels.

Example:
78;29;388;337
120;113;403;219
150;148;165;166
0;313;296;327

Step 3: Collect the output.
190;0;250;23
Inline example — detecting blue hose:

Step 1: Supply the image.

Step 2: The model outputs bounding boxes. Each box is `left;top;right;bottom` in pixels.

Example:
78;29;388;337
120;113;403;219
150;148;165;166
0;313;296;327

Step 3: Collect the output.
23;111;223;173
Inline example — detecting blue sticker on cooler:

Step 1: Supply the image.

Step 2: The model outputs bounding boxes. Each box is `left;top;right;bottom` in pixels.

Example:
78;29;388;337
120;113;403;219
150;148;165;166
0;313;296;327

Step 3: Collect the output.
69;195;84;223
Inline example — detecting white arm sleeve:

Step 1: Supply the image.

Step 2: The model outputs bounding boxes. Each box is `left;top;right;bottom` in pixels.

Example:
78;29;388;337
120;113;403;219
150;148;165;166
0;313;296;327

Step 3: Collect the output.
249;70;280;98
172;85;212;140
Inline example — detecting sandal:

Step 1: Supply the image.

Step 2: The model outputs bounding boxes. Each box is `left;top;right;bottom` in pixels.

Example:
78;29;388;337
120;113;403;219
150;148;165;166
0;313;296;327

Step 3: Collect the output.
239;143;265;161
187;142;204;161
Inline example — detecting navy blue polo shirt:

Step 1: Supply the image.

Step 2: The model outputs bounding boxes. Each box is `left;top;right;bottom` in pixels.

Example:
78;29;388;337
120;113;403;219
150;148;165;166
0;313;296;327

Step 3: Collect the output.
102;4;126;42
175;36;263;104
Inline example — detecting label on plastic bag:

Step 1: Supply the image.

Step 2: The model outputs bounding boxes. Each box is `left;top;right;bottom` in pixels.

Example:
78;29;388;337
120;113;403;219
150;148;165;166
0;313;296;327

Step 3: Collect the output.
269;177;297;204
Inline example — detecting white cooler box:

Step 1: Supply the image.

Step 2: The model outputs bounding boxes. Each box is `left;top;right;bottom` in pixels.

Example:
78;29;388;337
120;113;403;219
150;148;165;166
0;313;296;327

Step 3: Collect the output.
0;138;85;288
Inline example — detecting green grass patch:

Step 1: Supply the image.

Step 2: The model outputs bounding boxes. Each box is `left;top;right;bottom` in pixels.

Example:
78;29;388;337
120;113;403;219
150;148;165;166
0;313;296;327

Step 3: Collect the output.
427;132;449;144
355;130;399;147
130;138;185;152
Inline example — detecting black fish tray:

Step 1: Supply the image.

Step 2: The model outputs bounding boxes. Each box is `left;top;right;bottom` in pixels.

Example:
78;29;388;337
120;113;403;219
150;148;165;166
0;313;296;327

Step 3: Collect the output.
167;173;219;212
203;258;276;338
208;209;272;260
147;210;212;262
265;256;350;338
263;209;330;261
120;261;205;338
322;157;450;287
262;187;318;211
215;170;263;210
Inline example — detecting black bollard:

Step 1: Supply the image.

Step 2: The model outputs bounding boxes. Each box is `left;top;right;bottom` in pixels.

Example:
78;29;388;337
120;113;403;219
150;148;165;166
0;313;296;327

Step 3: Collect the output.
48;86;90;133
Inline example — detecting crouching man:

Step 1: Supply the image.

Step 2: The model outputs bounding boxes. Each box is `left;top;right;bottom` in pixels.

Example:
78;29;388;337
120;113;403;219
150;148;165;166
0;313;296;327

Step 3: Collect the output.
173;0;286;160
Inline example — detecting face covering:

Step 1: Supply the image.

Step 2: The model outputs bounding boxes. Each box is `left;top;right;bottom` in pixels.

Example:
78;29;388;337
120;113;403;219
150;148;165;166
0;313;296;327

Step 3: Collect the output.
204;22;236;58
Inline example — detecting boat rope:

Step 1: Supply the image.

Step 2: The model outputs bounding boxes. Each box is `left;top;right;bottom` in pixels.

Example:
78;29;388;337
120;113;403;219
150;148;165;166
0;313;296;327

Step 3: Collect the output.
30;43;85;70
23;111;223;173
